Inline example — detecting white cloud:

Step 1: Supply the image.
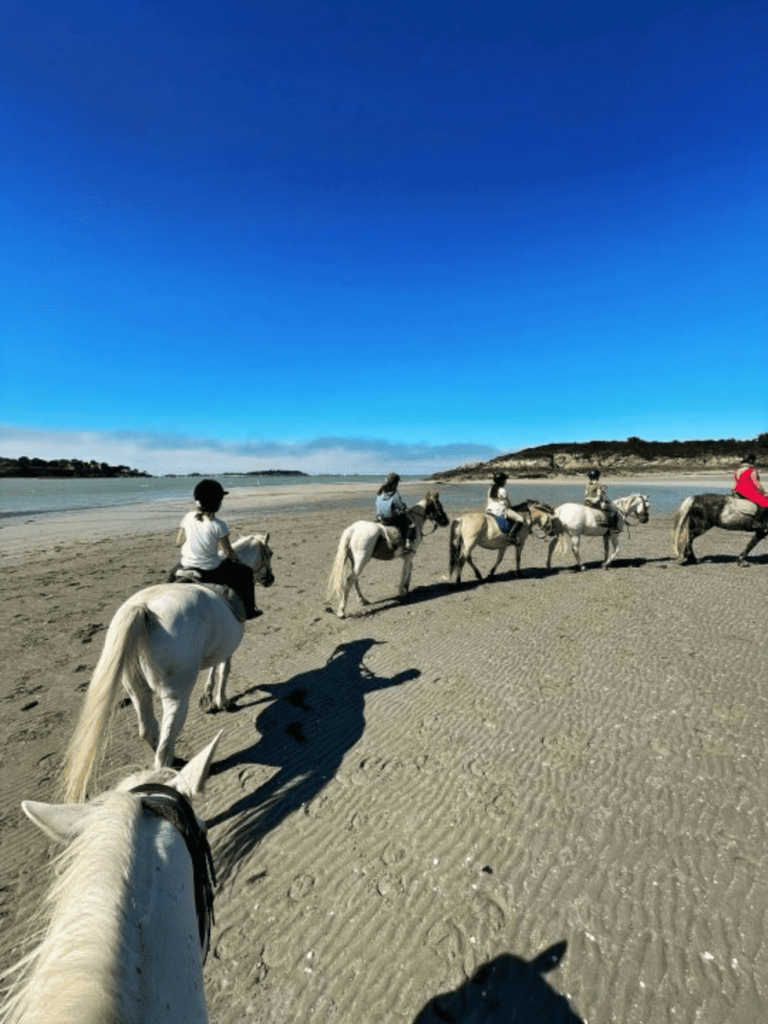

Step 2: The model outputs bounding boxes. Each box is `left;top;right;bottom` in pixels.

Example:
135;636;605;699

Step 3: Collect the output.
0;425;501;476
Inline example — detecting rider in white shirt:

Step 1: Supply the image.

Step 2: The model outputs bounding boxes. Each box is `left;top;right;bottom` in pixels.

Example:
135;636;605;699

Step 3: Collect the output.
485;471;526;541
173;479;261;619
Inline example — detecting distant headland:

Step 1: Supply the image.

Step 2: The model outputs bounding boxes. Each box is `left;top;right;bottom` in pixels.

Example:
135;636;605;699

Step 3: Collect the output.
0;458;310;479
0;457;151;478
430;436;767;481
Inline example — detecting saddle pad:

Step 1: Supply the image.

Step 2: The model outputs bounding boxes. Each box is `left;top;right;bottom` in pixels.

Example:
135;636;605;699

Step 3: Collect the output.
173;575;246;623
382;524;403;547
730;497;760;517
200;584;247;623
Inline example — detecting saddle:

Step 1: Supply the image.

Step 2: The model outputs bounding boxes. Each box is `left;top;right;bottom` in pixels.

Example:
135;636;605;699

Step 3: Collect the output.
170;568;246;623
374;522;408;560
486;513;520;545
730;496;762;518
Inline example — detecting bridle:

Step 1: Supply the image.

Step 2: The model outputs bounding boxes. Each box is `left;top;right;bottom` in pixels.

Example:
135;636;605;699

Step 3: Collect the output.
129;783;216;961
410;498;444;536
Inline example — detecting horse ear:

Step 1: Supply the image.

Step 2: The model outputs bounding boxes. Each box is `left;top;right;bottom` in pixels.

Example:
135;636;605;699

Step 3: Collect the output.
175;732;222;798
529;940;567;974
22;800;97;843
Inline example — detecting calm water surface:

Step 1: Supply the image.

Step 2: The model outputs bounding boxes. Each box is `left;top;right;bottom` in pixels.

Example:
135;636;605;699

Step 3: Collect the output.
0;474;734;518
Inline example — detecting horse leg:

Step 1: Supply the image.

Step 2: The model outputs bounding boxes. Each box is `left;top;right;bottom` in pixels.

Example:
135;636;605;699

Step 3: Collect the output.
513;535;525;577
338;540;378;617
603;530;620;568
123;675;159;752
200;658;232;712
571;534;584;570
398;553;414;599
461;538;483;582
737;530;766;566
486;548;506;578
212;657;232;709
156;687;192;768
546;536;557;572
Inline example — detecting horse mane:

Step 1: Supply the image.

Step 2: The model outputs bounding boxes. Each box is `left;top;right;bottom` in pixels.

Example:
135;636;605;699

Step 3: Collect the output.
1;793;141;1024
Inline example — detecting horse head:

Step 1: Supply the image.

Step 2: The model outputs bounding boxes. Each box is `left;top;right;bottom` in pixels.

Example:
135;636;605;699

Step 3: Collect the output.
238;533;275;586
632;494;650;523
424;491;450;528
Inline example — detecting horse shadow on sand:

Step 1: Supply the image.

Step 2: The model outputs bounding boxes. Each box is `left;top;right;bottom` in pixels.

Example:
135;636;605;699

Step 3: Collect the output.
413;941;584;1023
333;579;457;617
206;638;420;882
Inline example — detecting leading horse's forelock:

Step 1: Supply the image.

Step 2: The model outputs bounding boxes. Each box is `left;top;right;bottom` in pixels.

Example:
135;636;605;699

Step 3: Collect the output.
129;783;216;960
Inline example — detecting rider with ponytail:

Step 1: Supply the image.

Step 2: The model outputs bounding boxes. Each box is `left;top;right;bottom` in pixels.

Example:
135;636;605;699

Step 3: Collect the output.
485;471;526;541
376;472;417;553
173;479;261;619
733;452;768;508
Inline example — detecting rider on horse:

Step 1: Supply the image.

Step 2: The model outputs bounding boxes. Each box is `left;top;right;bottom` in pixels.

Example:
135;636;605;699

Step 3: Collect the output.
376;472;417;554
733;452;768;508
485;471;526;542
584;469;620;531
172;479;261;619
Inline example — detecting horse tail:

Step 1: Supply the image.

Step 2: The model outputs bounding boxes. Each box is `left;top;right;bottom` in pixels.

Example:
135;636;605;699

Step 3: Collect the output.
62;601;151;803
672;496;695;560
326;526;354;605
448;519;463;576
554;530;570;562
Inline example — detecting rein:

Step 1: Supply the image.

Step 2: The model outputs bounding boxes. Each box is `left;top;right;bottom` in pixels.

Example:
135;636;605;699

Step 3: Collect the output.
129;783;216;960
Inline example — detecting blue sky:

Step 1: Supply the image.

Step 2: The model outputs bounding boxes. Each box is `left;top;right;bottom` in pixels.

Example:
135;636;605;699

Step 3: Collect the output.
1;0;766;475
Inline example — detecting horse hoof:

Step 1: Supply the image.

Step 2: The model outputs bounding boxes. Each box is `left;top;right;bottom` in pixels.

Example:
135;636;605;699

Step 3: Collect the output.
199;695;214;713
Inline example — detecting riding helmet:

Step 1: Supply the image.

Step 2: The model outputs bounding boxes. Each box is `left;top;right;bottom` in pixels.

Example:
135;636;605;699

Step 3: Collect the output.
193;479;229;509
588;469;601;480
492;471;508;485
384;471;400;486
742;452;756;464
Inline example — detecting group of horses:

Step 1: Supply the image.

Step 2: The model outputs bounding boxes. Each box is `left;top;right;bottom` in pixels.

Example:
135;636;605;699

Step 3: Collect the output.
3;485;765;1024
326;489;652;617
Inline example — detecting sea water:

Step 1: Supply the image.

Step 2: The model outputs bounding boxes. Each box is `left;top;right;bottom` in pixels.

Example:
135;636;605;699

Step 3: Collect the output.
0;473;733;518
0;474;395;517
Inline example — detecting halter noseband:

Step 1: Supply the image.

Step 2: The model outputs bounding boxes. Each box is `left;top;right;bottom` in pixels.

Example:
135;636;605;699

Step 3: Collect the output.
129;782;216;960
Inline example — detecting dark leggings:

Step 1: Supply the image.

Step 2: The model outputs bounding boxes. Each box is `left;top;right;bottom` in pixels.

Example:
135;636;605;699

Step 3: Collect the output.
170;561;256;617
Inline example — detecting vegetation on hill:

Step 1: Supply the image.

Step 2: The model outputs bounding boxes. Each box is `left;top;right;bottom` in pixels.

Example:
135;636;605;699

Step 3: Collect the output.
431;435;767;481
0;457;151;478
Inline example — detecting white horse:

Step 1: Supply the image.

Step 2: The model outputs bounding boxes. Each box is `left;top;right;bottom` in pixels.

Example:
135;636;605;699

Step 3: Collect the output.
546;493;650;571
326;492;449;618
64;535;273;802
1;734;220;1024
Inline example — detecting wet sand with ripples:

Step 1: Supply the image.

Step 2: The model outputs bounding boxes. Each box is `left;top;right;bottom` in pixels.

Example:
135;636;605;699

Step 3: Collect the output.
1;484;766;1023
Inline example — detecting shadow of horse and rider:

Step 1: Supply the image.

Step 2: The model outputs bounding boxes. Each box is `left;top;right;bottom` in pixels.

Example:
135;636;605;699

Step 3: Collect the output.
413;941;583;1023
207;638;420;882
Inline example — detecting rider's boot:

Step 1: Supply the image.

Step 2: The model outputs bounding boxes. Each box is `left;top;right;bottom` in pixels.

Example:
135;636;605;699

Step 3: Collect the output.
506;521;523;544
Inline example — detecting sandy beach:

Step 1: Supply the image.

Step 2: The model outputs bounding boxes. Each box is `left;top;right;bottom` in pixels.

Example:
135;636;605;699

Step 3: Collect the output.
1;482;766;1023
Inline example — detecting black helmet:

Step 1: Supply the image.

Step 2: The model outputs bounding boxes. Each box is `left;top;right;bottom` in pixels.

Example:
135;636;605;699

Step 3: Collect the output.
193;479;228;509
492;471;508;484
742;452;756;464
588;469;601;480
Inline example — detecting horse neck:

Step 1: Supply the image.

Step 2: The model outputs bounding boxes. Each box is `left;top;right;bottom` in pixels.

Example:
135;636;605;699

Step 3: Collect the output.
408;499;428;518
9;795;206;1024
233;537;260;569
613;494;637;513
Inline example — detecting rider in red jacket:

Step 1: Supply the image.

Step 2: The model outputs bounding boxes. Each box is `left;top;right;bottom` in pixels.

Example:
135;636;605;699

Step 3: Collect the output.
733;452;768;508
